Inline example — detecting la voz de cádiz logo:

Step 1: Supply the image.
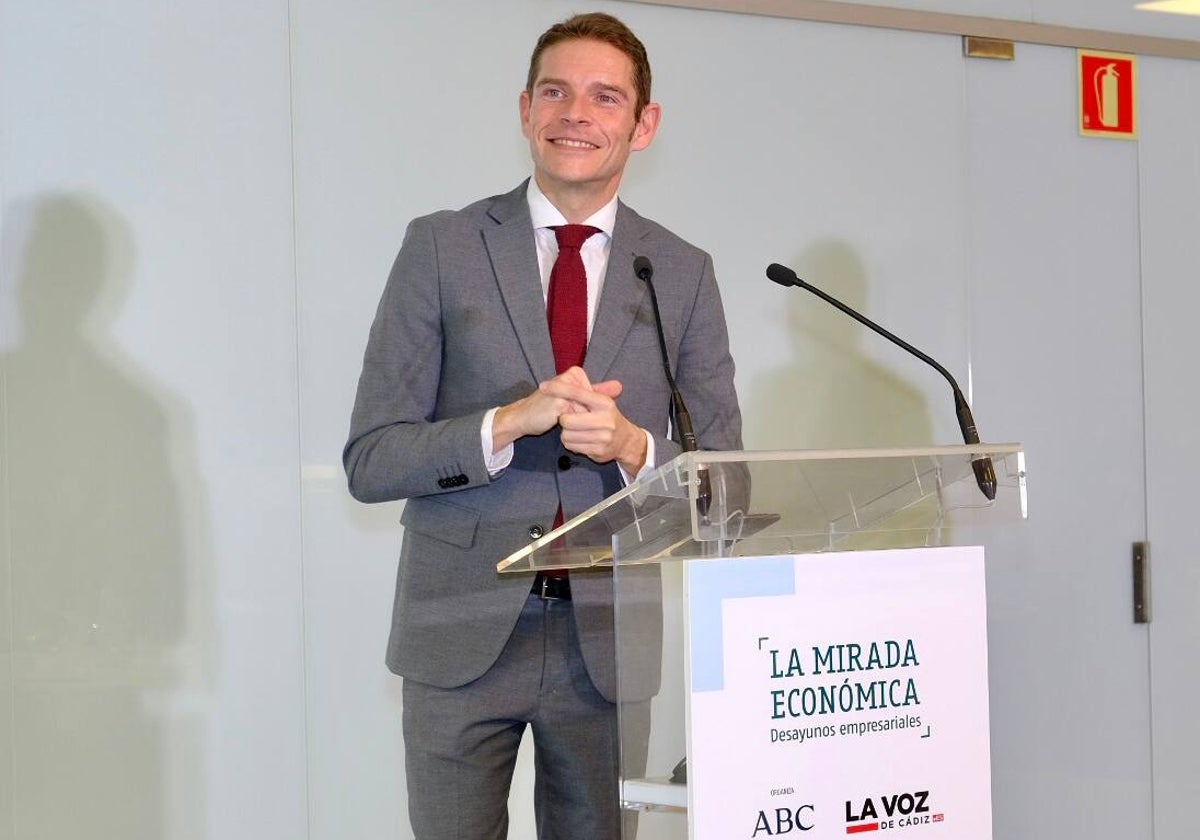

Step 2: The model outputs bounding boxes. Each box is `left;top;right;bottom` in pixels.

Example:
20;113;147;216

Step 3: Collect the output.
844;789;945;833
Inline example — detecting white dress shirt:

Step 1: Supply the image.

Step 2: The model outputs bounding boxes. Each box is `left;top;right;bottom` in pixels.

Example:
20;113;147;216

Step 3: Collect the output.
481;178;655;483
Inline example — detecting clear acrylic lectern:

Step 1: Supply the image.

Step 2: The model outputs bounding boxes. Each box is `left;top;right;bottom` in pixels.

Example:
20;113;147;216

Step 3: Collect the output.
498;444;1026;839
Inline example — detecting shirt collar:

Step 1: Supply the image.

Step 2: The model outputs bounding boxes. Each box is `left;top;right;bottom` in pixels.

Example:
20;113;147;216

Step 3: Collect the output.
526;177;618;238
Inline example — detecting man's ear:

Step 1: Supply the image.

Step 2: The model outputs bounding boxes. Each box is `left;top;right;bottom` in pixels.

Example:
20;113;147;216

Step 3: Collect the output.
630;102;662;151
519;90;532;139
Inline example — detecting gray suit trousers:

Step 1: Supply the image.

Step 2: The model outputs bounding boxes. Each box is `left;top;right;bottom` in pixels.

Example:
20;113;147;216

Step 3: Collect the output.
402;594;649;840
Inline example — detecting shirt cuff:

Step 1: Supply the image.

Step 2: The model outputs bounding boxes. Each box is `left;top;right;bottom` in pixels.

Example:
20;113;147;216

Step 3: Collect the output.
481;407;514;476
618;429;656;486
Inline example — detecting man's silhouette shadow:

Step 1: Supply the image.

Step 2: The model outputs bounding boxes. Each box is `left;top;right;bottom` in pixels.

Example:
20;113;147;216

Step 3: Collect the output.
1;194;211;838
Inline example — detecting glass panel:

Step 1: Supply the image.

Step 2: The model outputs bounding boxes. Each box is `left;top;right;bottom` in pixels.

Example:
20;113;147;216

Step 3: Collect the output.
497;445;1025;575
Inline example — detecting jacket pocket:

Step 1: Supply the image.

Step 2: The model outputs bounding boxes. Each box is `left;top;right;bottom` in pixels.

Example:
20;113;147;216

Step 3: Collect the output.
399;495;481;550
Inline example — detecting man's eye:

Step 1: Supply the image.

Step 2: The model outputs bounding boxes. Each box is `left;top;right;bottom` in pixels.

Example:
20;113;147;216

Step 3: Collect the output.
543;88;564;99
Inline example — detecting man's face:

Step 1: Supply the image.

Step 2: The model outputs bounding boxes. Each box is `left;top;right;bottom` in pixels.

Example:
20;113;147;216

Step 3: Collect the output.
520;38;660;208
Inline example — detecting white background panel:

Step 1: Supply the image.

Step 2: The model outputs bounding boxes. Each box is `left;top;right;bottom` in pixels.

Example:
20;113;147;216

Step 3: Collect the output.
1138;54;1200;840
289;2;572;836
1;2;306;838
964;42;1152;838
620;14;970;454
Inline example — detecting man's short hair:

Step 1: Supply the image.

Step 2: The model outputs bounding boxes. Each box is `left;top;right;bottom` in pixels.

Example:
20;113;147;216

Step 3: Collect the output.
526;12;652;119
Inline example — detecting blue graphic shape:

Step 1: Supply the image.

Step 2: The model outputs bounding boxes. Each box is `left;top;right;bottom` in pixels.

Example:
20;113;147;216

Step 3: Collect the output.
689;556;795;692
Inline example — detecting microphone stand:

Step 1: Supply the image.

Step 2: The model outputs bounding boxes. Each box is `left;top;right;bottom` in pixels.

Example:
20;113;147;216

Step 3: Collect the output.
767;263;997;501
635;256;712;517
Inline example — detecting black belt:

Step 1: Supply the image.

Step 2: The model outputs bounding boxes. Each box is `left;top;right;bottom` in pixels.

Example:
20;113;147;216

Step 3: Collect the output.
531;572;571;600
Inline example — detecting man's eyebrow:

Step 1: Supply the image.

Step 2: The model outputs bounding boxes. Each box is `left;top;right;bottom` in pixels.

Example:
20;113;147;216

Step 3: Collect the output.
593;82;628;97
534;78;630;97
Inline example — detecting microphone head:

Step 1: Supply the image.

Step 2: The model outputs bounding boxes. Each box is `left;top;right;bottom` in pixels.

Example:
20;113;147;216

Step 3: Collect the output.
766;263;800;288
633;255;654;282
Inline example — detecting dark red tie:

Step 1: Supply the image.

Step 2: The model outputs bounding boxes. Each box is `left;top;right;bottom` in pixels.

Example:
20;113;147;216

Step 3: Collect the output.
547;224;600;374
545;224;600;545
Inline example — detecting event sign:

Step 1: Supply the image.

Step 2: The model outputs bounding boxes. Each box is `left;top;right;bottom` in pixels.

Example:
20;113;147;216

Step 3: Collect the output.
686;547;991;839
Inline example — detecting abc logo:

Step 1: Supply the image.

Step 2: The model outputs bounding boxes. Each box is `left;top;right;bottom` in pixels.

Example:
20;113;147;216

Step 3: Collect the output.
751;805;815;836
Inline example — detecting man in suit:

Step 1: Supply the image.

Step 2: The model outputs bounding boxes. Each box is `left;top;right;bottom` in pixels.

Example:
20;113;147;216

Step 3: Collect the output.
345;12;741;839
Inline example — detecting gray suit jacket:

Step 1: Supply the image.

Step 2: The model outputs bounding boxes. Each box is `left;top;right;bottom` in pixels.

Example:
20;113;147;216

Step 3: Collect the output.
344;181;742;701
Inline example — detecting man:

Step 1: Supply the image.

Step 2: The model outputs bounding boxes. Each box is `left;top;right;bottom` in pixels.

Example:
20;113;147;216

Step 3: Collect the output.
345;12;741;839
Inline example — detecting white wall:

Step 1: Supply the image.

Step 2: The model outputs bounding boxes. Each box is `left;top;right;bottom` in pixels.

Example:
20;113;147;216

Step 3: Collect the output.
0;3;306;838
1138;54;1200;840
2;1;1198;838
964;43;1152;837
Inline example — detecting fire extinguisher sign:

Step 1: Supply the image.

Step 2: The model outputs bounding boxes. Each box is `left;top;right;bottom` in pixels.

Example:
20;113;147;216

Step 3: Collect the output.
1078;49;1137;139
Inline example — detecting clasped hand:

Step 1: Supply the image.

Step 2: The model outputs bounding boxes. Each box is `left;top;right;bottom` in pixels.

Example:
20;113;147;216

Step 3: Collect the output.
493;366;646;474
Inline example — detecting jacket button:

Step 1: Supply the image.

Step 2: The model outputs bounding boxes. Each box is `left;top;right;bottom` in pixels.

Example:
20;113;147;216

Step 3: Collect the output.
437;478;450;489
529;525;544;539
557;455;571;471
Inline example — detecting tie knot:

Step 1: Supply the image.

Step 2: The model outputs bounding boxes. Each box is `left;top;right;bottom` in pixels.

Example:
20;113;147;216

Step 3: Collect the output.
552;224;601;251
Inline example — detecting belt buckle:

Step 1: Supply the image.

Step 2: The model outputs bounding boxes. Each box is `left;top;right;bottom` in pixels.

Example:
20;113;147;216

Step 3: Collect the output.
537;573;568;601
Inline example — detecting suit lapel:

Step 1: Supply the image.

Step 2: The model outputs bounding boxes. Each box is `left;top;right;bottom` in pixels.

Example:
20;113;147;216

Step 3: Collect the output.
586;201;650;383
482;182;557;383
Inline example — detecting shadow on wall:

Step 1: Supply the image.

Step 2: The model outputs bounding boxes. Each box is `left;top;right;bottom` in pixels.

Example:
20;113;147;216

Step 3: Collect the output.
0;194;212;839
744;238;935;454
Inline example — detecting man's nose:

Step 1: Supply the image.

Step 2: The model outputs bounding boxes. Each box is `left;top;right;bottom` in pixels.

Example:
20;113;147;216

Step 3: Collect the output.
561;98;591;123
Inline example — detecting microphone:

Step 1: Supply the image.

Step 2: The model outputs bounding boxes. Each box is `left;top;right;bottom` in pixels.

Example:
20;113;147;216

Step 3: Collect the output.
766;262;997;501
635;255;711;515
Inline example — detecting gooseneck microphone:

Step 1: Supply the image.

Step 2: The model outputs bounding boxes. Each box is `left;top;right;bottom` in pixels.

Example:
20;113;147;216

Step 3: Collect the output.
634;255;711;515
766;262;997;501
635;256;697;451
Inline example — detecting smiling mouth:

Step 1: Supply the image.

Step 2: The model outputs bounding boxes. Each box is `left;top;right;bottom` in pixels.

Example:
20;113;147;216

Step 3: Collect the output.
550;138;599;149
